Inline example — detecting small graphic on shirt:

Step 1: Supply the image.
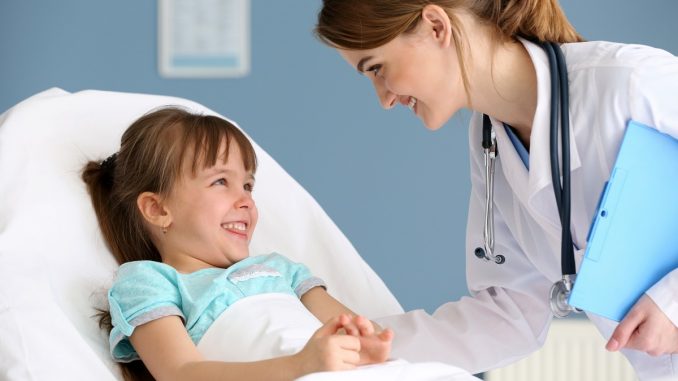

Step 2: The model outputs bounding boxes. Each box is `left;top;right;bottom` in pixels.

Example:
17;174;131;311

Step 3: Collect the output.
228;264;282;283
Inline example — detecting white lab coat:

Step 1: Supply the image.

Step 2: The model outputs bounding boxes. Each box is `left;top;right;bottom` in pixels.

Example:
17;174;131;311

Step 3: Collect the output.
376;39;678;379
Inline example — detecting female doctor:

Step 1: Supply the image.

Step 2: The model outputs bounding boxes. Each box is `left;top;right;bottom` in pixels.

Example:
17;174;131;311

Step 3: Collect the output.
315;0;678;379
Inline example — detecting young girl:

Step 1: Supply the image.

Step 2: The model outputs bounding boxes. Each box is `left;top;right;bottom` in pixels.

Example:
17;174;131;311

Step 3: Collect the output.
82;107;393;381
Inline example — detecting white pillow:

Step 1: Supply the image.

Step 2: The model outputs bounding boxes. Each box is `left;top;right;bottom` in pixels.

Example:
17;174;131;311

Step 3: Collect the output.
0;88;402;381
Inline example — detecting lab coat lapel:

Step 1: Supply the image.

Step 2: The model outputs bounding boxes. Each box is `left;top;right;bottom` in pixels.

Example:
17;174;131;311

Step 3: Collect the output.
493;117;530;206
521;39;582;233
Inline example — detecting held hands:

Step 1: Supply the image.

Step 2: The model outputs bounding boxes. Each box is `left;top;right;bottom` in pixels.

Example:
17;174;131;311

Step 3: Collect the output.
339;314;394;365
606;294;678;356
295;314;393;375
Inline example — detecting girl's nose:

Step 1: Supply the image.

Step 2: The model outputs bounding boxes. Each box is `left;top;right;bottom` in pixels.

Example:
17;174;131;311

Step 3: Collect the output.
235;191;255;209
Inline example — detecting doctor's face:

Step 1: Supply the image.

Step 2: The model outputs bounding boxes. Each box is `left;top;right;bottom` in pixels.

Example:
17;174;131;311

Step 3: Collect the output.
339;28;466;130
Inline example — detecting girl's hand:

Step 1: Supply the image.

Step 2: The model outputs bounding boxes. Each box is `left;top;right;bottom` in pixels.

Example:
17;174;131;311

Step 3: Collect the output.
340;314;394;365
295;314;361;375
606;294;678;356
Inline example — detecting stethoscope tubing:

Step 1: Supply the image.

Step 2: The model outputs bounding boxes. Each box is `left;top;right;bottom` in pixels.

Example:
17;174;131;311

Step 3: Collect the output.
478;41;579;316
543;41;576;278
478;41;576;278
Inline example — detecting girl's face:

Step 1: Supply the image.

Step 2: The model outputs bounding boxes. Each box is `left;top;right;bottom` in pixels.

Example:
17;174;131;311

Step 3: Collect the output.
338;21;466;130
162;142;258;272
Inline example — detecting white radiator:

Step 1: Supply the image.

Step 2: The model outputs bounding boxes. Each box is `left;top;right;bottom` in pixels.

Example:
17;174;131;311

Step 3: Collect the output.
484;318;637;381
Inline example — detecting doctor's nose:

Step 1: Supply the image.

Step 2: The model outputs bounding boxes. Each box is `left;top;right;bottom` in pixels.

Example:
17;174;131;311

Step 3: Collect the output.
374;82;397;110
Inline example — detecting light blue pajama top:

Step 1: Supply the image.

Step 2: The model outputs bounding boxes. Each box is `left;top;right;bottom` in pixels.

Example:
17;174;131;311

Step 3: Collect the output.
107;253;325;362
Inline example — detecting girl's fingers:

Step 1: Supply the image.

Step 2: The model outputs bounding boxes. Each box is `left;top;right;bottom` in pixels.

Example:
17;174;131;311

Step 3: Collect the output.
335;334;361;352
314;315;347;338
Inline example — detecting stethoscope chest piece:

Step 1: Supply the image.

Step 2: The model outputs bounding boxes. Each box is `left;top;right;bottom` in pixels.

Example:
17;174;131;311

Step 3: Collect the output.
548;275;580;318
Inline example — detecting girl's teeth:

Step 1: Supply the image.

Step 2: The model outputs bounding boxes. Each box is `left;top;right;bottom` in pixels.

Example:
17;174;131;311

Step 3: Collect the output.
222;223;246;231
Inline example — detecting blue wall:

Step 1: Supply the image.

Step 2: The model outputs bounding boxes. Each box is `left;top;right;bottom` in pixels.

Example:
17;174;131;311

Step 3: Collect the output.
2;1;677;313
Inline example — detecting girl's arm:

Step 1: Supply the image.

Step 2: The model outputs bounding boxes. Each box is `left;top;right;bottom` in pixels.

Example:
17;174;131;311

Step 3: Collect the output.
301;287;383;331
130;315;361;381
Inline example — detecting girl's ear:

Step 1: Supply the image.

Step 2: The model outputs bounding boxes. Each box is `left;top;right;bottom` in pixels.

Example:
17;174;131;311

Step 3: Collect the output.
137;192;172;230
420;4;452;48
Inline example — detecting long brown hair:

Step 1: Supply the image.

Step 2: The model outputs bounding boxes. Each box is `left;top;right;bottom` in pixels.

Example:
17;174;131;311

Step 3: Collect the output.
315;0;583;100
82;107;257;381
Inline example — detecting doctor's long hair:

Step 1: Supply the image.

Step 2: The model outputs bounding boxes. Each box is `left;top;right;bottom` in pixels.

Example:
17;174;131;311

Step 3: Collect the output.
315;0;584;100
81;107;257;381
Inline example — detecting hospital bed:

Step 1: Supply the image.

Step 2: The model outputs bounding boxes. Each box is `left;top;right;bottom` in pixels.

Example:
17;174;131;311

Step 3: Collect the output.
0;89;476;380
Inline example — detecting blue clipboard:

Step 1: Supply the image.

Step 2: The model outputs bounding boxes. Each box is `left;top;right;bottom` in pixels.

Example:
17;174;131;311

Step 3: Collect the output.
568;120;678;322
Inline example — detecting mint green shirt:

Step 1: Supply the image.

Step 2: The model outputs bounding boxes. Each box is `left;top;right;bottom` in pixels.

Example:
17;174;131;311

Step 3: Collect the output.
108;253;325;362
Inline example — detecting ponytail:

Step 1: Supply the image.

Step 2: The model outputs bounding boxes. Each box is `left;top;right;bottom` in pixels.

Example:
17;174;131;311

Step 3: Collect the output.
472;0;583;43
82;154;162;267
82;158;156;381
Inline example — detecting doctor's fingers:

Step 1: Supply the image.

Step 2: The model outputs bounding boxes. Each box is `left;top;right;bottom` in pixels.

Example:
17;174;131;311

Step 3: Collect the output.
352;315;375;336
609;295;678;355
623;312;678;356
377;328;395;342
607;305;645;351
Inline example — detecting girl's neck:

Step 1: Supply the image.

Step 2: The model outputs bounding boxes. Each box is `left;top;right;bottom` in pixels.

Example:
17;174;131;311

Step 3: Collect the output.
465;23;538;149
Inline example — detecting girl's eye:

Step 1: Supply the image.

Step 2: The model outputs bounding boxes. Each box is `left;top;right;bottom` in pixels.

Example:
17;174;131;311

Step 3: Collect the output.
244;183;254;192
367;64;382;77
212;178;227;186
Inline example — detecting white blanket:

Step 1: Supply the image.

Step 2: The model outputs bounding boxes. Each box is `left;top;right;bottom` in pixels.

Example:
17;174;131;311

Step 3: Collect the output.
197;294;479;381
197;294;321;362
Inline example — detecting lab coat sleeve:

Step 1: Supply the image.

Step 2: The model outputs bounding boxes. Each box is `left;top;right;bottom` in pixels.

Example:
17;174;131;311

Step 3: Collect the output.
646;271;678;328
374;113;553;374
628;46;678;329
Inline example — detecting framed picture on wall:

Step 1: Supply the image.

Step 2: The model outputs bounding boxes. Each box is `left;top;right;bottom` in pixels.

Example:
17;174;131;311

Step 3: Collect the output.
158;0;250;78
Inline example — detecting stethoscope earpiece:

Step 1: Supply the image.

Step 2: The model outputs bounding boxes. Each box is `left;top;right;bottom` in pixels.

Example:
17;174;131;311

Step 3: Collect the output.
474;247;506;264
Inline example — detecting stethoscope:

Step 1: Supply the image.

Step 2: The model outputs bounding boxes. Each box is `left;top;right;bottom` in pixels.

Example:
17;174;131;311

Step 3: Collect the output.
473;41;580;318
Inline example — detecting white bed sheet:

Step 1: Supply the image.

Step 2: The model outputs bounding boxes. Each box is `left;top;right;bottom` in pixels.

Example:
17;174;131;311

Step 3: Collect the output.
0;88;403;380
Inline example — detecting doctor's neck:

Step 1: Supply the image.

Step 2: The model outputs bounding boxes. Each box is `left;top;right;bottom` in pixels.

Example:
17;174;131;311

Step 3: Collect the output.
465;19;538;148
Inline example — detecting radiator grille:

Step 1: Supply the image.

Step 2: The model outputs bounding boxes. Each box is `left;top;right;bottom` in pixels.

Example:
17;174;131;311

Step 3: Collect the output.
484;319;637;381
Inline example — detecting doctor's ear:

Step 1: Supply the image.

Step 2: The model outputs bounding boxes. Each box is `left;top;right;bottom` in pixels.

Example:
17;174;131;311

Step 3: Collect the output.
420;4;452;48
137;192;172;231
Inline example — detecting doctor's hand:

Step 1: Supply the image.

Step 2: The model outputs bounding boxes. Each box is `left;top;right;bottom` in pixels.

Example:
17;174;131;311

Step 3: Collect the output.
606;294;678;356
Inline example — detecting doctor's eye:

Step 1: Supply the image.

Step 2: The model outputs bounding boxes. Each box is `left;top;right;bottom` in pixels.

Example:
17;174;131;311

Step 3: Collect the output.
366;64;382;77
